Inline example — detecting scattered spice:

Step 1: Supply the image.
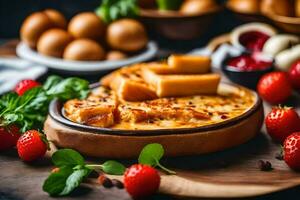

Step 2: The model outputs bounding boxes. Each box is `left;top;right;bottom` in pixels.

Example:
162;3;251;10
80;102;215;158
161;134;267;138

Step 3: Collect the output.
112;179;124;189
220;114;228;119
258;160;273;171
275;152;284;160
98;175;113;188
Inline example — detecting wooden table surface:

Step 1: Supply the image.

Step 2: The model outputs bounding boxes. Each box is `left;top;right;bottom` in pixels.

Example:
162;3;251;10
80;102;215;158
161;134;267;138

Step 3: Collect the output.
0;40;300;200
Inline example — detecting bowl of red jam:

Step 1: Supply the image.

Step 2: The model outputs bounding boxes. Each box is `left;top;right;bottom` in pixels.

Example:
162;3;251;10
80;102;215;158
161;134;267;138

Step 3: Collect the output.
238;31;270;52
222;52;274;89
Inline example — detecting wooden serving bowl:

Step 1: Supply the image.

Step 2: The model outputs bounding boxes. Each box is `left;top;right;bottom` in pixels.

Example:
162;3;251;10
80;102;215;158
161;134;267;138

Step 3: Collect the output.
139;6;222;40
264;12;300;34
225;0;268;22
44;83;264;158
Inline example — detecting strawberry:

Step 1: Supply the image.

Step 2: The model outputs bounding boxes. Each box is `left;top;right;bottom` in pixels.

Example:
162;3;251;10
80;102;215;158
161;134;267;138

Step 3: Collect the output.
17;130;47;162
288;60;300;90
15;79;40;96
124;164;160;199
265;107;300;143
284;132;300;170
0;125;21;151
257;72;292;104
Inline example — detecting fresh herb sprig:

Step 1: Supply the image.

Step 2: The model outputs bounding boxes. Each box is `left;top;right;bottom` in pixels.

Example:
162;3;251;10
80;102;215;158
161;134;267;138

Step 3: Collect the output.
43;149;126;196
95;0;139;23
0;76;89;132
43;143;175;196
139;143;176;175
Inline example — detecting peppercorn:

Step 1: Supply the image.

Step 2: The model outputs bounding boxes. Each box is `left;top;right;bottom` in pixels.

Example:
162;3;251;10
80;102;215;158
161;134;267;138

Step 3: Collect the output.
111;179;124;189
258;160;273;171
97;175;113;188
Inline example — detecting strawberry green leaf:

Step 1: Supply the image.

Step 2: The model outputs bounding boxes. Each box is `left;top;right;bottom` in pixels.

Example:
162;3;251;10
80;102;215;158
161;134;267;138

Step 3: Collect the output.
138;143;164;167
59;168;91;196
52;149;85;167
102;160;126;175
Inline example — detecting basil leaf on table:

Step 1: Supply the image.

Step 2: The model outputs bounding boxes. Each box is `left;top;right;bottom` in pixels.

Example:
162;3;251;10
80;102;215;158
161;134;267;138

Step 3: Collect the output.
59;168;91;196
138;143;176;175
138;143;164;166
102;160;126;175
52;149;85;167
43;167;74;196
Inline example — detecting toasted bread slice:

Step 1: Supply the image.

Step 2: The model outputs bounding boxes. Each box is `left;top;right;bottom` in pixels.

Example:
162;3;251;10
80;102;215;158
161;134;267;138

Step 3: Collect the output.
100;64;158;101
64;87;117;127
167;55;211;74
142;67;221;97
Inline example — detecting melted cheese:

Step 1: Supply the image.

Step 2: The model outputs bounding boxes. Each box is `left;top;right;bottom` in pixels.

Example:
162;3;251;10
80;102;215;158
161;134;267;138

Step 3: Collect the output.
64;85;255;130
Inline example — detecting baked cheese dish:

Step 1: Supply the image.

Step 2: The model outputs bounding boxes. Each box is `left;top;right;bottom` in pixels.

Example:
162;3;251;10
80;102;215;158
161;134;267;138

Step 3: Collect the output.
64;55;256;130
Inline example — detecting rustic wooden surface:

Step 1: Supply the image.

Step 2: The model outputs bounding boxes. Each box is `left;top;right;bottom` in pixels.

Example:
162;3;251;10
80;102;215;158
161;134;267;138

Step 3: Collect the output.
1;40;300;200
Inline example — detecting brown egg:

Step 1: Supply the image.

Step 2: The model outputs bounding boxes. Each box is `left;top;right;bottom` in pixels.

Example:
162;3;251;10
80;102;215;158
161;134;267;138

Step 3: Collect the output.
106;51;127;60
261;0;295;16
180;0;218;15
68;12;105;40
20;12;53;48
227;0;260;14
107;19;148;52
63;39;105;61
44;9;67;29
37;29;73;58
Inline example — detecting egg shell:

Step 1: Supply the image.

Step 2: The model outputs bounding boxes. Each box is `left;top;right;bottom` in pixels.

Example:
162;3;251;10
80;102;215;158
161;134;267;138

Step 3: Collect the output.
37;29;73;58
63;39;105;61
180;0;217;15
20;12;53;48
107;19;148;52
68;12;106;40
44;9;67;29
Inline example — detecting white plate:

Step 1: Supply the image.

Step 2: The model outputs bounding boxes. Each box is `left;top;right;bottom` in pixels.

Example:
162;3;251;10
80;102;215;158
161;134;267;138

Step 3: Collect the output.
16;41;158;74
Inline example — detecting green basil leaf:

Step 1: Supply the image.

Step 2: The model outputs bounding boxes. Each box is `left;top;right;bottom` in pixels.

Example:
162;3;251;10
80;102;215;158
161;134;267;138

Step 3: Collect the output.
43;75;63;90
52;149;85;167
43;166;73;196
0;92;19;111
59;168;91;196
95;0;139;23
46;77;90;100
138;143;164;166
102;160;126;175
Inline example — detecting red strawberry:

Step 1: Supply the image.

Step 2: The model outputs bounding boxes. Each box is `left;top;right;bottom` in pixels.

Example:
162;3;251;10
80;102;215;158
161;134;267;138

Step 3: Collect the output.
15;79;40;96
288;60;300;90
124;164;160;199
0;125;21;151
284;132;300;170
257;72;292;104
17;130;47;162
265;107;300;143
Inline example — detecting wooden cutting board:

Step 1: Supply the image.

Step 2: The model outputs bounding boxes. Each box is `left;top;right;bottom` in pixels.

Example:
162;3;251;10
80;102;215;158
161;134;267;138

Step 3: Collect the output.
45;104;300;199
105;131;300;198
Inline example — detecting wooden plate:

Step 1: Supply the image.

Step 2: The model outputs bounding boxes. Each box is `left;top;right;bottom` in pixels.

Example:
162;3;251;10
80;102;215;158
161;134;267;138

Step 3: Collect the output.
44;83;264;158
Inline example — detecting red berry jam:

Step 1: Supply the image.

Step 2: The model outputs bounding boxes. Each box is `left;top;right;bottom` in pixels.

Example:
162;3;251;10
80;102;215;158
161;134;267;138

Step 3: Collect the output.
227;53;272;71
239;31;270;52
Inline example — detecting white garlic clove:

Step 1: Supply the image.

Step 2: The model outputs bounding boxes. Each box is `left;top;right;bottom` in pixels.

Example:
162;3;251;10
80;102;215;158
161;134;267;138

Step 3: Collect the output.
275;44;300;71
262;34;300;57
